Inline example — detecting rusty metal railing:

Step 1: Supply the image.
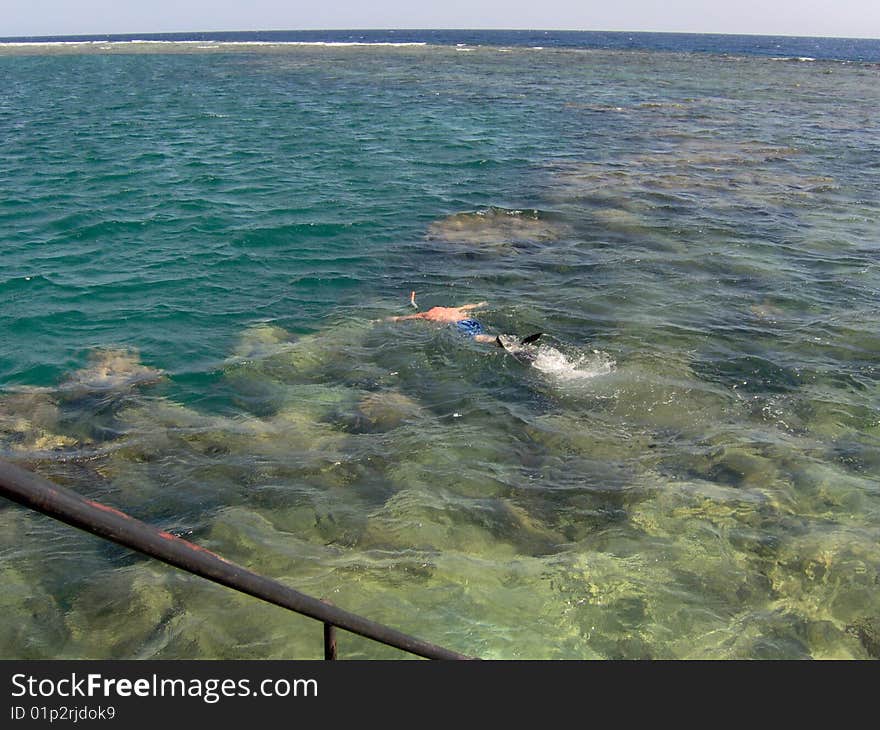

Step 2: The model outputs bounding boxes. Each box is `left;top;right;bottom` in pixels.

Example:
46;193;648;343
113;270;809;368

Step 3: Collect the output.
0;458;475;660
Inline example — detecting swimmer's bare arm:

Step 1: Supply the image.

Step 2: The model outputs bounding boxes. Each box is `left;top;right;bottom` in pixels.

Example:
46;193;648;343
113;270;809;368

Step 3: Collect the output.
385;312;430;322
384;302;488;323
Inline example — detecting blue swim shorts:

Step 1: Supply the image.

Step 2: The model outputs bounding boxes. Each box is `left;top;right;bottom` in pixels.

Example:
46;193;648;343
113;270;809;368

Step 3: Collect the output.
455;319;484;337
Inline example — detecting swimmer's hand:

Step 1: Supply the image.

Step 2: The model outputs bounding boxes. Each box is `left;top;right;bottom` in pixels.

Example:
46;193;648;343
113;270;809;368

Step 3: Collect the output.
460;301;488;311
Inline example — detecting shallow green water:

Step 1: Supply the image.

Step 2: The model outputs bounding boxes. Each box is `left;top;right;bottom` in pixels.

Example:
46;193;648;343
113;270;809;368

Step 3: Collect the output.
1;44;879;659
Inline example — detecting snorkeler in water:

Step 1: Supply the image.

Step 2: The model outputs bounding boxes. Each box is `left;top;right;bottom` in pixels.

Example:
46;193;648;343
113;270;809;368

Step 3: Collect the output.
387;300;498;342
387;294;544;354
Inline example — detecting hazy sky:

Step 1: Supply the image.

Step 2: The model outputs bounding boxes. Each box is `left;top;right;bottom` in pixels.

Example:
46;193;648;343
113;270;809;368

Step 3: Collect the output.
5;0;880;40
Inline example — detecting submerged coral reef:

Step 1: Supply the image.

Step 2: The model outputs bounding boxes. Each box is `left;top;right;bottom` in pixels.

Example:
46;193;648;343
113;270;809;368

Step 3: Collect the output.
2;310;877;659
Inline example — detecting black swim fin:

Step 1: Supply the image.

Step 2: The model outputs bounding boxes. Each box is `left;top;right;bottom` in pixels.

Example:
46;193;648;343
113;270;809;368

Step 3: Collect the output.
496;333;543;350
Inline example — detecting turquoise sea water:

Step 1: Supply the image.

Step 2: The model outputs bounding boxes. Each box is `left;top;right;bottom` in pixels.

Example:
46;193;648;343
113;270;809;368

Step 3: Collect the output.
1;37;879;659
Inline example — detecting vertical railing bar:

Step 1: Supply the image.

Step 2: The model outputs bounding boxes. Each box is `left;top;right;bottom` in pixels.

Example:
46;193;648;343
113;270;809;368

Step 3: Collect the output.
324;622;338;660
321;598;338;660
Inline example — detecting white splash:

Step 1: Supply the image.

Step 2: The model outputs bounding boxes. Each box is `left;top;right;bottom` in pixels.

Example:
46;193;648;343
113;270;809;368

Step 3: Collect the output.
530;345;615;382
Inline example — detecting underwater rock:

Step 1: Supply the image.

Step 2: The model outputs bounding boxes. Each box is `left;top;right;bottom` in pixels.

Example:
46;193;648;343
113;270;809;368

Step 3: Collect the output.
227;322;389;420
152;587;322;659
361;488;520;557
749;301;786;323
706;445;781;489
629;478;775;602
801;394;878;442
204;506;350;576
59;348;164;398
542;548;678;659
416;551;602;659
767;527;880;630
495;499;567;555
0;508;27;553
319;550;438;592
785;458;873;519
103;399;237;478
231;322;293;361
524;413;653;463
425;207;568;247
387;457;509;501
115;392;349;463
0;352;160;452
225;323;298;400
629;475;773;537
0;564;68;658
376;416;517;497
0;390;61;432
805;619;861;660
548;138;832;218
0;390;81;454
669;435;806;520
590;206;651;234
352;390;424;432
229;319;379;387
829;434;880;481
268;403;350;456
846;617;880;659
256;499;369;547
702;609;813;660
362;470;565;556
694;354;803;396
254;383;361;425
73;560;325;660
65;565;176;658
96;393;353;518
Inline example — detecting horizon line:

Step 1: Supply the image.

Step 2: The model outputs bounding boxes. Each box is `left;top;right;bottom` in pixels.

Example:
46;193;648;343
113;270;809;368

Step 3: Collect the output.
3;28;880;42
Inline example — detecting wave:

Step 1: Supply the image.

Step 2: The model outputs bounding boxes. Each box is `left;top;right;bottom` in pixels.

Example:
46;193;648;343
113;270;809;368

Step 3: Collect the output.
0;40;428;49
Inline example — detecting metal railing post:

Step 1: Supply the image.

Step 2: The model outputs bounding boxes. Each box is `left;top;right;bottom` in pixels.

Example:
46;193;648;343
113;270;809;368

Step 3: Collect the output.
324;623;338;660
321;599;338;660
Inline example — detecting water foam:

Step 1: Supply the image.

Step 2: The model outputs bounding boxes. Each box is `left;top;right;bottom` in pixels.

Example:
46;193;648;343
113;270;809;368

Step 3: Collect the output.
530;345;615;382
